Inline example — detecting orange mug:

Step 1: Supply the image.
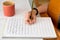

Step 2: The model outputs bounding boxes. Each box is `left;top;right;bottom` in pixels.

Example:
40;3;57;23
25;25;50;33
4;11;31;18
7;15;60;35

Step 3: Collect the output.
3;1;15;17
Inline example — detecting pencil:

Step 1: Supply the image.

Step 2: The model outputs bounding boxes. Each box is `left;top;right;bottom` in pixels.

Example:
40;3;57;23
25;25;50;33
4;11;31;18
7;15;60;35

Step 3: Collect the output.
30;0;34;20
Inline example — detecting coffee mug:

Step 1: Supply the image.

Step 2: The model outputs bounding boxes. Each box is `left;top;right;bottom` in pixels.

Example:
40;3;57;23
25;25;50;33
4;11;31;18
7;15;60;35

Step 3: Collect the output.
3;1;15;17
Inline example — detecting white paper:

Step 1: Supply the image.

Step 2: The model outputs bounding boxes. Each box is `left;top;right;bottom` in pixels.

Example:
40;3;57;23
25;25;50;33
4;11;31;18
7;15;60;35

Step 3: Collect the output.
3;17;57;38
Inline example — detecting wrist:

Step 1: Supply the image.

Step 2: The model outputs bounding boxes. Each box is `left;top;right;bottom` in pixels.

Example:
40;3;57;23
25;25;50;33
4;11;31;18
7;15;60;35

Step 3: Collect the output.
33;8;39;16
32;10;37;16
31;8;39;16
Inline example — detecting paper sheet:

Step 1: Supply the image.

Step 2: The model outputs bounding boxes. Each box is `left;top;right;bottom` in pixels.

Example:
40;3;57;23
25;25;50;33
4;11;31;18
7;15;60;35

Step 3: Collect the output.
3;17;57;38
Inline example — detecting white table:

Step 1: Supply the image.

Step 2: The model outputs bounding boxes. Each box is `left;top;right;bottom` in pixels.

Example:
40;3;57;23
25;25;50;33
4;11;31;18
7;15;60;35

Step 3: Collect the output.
0;0;43;40
0;0;57;40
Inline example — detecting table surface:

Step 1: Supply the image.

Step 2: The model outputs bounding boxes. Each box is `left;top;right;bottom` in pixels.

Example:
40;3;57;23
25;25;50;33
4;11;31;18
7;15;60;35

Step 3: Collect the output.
0;0;59;40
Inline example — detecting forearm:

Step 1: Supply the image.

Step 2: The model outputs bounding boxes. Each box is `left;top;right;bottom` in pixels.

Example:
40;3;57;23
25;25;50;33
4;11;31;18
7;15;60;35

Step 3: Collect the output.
37;3;49;13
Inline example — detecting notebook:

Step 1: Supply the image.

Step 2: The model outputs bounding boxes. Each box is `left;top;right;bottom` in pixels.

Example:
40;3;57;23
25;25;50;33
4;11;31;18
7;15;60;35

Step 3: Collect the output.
2;17;57;38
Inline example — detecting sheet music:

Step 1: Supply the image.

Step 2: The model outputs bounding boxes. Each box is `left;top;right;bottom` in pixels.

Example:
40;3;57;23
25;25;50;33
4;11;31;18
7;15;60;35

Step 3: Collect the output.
3;17;57;38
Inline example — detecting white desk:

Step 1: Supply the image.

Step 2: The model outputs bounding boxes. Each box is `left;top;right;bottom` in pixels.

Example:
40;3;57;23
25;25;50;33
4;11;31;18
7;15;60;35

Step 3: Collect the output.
0;0;43;40
0;0;57;40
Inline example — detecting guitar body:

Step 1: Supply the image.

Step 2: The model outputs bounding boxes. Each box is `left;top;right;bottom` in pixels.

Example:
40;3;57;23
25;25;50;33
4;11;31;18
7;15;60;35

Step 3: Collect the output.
48;0;60;28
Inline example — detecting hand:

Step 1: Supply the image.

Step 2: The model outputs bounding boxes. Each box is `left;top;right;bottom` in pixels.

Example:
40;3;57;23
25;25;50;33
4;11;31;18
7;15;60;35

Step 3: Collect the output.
25;10;36;24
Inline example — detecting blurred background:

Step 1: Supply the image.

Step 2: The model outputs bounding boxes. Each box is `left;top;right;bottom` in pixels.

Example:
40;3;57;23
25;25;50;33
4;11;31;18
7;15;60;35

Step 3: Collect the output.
29;0;50;8
38;0;49;4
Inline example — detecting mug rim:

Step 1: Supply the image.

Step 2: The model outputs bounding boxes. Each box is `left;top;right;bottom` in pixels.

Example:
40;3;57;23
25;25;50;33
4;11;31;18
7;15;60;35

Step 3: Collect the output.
3;1;15;6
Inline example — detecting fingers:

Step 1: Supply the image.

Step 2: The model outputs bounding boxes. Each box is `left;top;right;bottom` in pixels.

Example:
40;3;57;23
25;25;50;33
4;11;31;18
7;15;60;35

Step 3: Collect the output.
25;19;32;24
25;12;36;24
25;12;32;24
25;17;36;24
31;16;36;24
